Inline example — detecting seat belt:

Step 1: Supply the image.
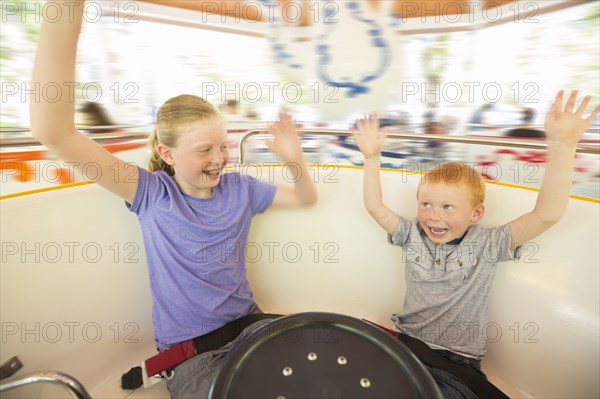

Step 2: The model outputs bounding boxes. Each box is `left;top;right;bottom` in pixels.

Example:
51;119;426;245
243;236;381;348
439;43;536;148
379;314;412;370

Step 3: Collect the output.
362;319;509;399
121;313;281;390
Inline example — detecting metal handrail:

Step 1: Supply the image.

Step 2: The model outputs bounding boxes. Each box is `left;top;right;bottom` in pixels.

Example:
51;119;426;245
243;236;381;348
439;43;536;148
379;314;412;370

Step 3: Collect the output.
0;371;91;399
238;129;600;163
1;128;598;161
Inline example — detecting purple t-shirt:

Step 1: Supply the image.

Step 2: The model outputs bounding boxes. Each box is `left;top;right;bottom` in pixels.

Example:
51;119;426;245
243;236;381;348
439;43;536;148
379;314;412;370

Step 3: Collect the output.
127;168;276;349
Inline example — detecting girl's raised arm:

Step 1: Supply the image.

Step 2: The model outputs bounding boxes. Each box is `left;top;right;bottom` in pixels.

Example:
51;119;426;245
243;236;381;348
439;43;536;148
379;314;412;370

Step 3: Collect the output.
266;113;318;207
31;0;138;203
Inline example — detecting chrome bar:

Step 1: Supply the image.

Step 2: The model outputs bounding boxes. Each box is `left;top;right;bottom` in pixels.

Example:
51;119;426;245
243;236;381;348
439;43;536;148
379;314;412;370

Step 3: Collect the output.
1;128;598;160
238;129;600;163
0;371;91;399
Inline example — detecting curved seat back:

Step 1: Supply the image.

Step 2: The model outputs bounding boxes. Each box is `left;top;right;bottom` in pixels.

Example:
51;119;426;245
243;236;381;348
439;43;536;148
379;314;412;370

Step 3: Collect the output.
1;166;598;398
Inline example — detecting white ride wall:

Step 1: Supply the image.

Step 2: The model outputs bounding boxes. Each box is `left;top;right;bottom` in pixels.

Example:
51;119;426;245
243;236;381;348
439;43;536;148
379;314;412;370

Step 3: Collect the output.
1;166;598;398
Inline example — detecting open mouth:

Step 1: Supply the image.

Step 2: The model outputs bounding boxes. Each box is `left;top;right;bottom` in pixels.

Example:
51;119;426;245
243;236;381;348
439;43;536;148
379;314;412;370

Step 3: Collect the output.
429;227;448;236
203;166;222;178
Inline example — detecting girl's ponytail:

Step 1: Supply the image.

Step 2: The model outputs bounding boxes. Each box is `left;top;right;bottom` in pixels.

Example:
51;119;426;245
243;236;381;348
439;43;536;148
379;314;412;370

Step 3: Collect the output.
147;129;174;176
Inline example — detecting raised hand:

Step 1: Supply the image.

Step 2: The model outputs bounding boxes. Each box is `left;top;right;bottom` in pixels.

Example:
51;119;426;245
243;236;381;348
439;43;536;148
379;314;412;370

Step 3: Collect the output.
266;112;304;164
352;114;388;159
545;90;600;147
511;90;599;247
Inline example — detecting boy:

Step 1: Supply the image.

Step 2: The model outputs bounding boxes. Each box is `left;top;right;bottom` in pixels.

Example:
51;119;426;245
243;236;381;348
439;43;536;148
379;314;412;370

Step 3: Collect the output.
353;91;598;398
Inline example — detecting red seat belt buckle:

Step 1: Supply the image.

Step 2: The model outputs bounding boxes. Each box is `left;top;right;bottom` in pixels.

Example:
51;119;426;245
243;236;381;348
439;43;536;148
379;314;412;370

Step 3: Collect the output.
143;340;198;382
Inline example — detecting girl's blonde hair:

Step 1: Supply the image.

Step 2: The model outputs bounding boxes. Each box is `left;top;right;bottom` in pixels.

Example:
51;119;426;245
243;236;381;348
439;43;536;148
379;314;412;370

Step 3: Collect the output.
418;162;486;207
148;95;220;175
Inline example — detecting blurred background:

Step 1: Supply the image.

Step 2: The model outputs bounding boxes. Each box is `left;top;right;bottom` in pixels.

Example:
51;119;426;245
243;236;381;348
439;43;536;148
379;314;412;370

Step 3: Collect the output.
1;0;598;133
1;0;599;198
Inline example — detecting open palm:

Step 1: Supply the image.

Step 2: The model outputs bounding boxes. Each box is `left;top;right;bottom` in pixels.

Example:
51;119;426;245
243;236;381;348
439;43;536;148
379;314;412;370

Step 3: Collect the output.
352;115;388;159
266;113;304;163
545;90;600;146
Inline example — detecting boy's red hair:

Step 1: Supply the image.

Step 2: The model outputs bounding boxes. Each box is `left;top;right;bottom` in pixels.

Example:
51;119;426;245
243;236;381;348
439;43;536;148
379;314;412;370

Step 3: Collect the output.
418;162;486;207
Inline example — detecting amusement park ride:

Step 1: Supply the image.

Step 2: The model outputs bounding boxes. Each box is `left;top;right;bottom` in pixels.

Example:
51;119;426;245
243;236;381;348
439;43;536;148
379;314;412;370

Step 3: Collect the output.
0;1;598;398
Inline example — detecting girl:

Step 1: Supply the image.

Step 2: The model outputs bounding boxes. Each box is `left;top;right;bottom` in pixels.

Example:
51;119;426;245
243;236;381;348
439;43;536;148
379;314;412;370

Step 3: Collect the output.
30;1;317;397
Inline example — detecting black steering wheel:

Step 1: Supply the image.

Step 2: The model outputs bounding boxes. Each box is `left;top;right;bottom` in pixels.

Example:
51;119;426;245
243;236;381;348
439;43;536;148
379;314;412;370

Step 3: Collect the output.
209;312;442;398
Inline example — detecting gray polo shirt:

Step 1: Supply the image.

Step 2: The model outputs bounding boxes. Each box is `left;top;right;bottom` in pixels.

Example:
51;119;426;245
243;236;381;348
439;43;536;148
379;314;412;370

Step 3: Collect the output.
388;217;522;359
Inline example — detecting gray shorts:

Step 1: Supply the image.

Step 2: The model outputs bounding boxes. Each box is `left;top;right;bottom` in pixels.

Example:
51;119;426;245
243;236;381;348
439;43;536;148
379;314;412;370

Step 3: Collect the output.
166;311;273;399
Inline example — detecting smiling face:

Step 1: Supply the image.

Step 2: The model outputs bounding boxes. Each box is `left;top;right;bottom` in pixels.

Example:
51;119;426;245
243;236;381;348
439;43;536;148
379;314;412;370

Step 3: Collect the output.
158;117;230;198
417;182;484;244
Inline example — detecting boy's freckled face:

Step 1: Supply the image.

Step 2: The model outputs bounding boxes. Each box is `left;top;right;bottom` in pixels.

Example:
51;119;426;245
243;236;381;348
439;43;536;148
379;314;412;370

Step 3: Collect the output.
170;117;230;198
417;182;484;244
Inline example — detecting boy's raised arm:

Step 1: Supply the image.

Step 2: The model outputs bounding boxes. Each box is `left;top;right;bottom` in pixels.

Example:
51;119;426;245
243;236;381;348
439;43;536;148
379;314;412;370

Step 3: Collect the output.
510;91;599;247
353;116;400;235
31;0;138;203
